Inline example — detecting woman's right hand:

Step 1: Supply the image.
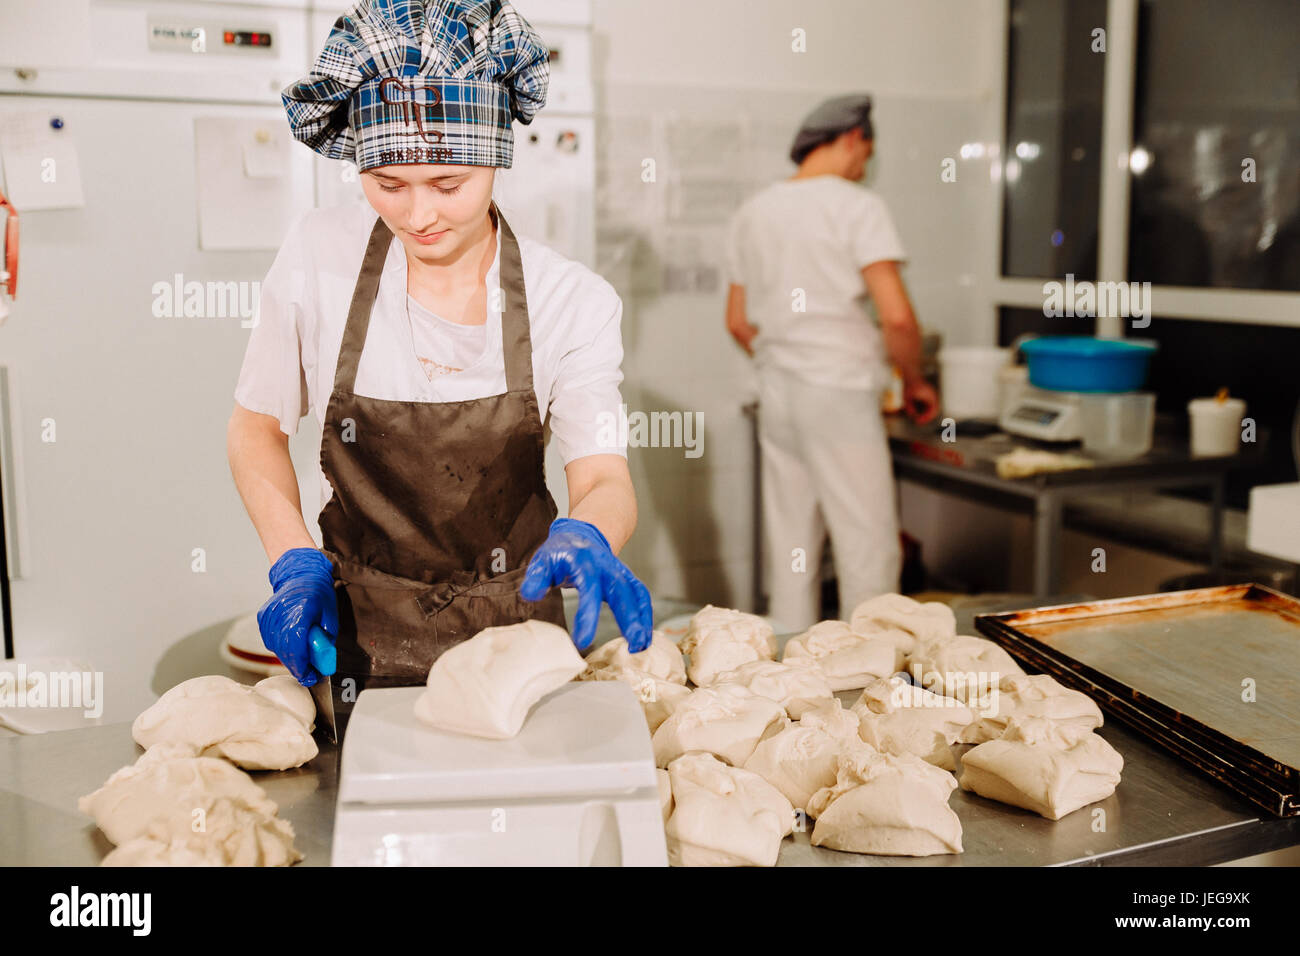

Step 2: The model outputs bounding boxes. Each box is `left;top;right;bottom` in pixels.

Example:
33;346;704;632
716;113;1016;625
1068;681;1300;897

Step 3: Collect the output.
256;547;339;686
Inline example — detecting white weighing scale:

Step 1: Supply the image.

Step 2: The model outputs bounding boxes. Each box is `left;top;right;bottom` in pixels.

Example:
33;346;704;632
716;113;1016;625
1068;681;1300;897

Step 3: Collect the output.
1000;386;1084;441
331;681;667;866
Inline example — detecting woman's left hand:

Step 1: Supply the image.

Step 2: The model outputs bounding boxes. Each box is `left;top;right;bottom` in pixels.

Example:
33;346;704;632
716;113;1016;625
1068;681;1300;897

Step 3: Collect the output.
520;518;653;652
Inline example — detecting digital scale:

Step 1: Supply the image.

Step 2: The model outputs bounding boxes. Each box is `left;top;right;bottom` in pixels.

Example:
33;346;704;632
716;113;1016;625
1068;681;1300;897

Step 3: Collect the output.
331;681;667;866
999;386;1084;442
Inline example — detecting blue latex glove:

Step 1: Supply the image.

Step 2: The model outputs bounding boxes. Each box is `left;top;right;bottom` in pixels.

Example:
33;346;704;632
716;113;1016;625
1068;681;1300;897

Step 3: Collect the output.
520;518;653;653
257;547;339;687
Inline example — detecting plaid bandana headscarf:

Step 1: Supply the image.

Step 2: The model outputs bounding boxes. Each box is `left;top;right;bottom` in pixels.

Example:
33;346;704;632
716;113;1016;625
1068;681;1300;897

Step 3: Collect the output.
283;0;549;171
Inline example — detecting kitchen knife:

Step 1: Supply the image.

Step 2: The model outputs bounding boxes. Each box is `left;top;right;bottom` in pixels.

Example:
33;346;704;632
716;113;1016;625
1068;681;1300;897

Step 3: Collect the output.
308;626;337;744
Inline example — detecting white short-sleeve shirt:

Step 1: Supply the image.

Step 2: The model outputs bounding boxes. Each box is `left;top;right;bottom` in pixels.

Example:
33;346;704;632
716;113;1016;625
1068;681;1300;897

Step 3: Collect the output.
725;175;906;391
234;199;626;517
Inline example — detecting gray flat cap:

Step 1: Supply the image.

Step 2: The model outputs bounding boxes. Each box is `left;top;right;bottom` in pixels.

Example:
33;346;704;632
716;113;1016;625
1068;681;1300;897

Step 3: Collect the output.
789;94;873;165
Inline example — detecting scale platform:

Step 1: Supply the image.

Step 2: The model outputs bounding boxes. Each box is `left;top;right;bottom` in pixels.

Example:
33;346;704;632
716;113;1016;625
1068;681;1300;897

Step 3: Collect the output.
332;681;667;866
1000;386;1083;441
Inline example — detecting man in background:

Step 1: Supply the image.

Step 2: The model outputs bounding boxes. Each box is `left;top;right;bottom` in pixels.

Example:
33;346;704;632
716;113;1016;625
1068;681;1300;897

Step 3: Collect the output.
724;94;937;630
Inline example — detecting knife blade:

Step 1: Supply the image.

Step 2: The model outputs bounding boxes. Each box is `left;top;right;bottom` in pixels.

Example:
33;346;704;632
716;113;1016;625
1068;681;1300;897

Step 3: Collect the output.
308;625;337;744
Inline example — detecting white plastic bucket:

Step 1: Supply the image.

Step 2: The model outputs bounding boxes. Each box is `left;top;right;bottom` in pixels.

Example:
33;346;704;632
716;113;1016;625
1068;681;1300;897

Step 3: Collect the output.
938;347;1010;420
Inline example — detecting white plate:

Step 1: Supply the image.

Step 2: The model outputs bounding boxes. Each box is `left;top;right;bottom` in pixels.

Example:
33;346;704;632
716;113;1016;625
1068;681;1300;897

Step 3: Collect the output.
221;613;289;677
0;657;104;734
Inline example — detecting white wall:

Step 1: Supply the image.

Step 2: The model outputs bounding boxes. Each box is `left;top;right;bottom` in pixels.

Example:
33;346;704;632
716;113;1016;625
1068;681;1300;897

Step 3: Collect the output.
588;0;1004;607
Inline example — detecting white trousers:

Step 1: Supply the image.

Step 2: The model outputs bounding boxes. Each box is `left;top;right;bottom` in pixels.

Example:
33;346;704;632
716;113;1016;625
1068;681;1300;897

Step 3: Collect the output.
758;365;901;632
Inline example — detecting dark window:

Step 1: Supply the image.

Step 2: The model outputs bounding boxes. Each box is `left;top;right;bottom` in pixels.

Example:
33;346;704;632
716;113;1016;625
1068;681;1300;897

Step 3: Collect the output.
1129;0;1300;289
1001;0;1107;279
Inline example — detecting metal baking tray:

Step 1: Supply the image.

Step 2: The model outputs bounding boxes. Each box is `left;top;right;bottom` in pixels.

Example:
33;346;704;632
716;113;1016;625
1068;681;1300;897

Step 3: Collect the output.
975;584;1300;817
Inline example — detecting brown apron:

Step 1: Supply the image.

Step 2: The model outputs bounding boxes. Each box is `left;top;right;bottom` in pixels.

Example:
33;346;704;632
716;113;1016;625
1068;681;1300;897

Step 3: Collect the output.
318;203;566;726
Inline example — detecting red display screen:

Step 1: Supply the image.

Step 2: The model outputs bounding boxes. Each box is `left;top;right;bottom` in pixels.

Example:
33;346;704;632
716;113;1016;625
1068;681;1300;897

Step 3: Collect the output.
223;30;273;48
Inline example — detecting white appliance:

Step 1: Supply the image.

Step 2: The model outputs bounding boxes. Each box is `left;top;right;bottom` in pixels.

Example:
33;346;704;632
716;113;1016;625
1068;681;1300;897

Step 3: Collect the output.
332;681;668;866
999;386;1085;442
0;0;317;720
1248;483;1300;564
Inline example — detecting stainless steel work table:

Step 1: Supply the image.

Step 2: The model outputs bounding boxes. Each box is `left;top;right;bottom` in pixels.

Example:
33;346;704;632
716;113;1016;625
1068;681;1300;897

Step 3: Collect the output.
883;418;1242;599
6;597;1300;867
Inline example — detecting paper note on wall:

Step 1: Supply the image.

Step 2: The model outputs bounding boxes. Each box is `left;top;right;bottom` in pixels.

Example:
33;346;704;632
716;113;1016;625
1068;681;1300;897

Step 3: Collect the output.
195;116;296;250
0;112;85;210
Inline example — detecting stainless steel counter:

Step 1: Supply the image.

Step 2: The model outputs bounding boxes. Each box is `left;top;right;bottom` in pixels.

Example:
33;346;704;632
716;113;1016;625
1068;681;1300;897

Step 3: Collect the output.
5;707;1299;867
4;595;1298;866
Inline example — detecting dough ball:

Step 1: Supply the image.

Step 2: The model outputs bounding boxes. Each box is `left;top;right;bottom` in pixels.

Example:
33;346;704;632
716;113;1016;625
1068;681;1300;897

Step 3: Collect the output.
656;768;674;824
80;747;301;866
907;635;1025;703
849;594;957;652
413;620;585;740
106;794;301;867
665;753;794;867
638;679;694;733
679;605;776;686
743;725;841;813
252;675;316;731
578;631;686;685
808;744;963;856
852;676;973;771
79;746;276;846
577;657;692;732
959;718;1124;820
132;675;318;771
713;658;834;718
960;673;1103;745
796;698;863;743
651;682;786;768
782;620;901;691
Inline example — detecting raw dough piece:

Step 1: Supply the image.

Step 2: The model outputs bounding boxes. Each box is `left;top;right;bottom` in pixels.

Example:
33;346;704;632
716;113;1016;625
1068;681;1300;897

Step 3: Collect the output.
713;658;834;718
665;753;793;867
782;620;900;691
638;679;693;733
578;653;692;732
414;620;585;739
578;631;686;685
679;605;777;686
959;717;1124;819
80;744;273;845
995;447;1093;479
908;635;1024;703
848;593;957;653
960;673;1103;744
98;793;301;867
132;675;318;771
797;698;863;742
852;676;973;771
807;744;963;856
79;746;301;866
652;683;786;768
251;675;316;730
656;768;674;823
743;725;841;812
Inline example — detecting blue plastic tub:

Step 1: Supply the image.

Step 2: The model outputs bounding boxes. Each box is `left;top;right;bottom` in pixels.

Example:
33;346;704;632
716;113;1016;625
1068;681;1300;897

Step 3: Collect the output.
1018;336;1157;393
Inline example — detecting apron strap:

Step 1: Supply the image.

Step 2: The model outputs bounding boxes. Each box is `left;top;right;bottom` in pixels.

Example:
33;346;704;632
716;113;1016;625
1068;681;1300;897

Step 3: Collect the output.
330;216;393;397
495;204;536;395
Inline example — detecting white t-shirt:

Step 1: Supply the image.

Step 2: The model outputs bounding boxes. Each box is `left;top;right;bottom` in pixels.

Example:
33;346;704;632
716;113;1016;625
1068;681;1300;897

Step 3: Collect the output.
407;296;488;379
725;175;906;391
234;199;626;516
